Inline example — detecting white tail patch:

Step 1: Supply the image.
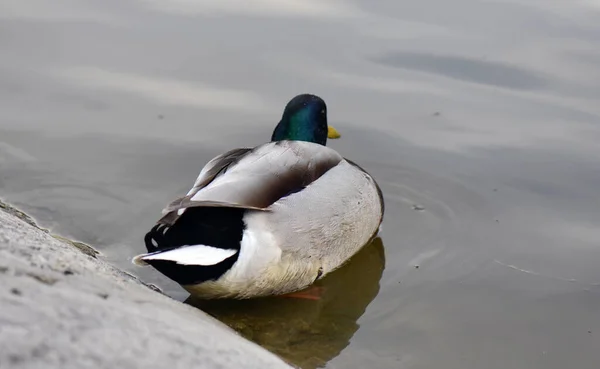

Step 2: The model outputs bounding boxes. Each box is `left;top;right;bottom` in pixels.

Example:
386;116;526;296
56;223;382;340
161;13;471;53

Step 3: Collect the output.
131;245;238;266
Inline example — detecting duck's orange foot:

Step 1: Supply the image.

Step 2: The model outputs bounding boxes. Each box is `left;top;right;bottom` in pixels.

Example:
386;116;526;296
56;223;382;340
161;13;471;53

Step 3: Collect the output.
279;286;325;300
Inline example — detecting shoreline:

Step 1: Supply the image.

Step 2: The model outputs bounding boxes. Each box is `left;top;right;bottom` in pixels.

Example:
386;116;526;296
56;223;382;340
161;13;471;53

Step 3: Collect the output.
0;198;293;369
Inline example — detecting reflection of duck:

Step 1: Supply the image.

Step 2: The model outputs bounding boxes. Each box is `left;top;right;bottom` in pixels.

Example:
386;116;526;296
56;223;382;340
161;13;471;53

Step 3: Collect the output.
187;237;386;369
133;94;384;299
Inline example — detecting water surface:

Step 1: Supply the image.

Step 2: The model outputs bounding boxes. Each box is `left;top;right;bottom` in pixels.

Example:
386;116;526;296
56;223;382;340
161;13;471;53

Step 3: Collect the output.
1;1;600;368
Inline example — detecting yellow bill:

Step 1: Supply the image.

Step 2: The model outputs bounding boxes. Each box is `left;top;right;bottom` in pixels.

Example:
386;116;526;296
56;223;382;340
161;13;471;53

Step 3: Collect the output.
327;126;341;139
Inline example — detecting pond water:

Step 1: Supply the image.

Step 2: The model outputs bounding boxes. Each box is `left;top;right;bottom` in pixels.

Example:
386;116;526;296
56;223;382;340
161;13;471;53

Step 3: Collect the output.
1;1;600;368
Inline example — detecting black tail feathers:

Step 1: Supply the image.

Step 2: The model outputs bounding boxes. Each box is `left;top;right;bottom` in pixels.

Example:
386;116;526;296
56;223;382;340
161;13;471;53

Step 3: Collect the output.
144;207;246;253
142;206;247;285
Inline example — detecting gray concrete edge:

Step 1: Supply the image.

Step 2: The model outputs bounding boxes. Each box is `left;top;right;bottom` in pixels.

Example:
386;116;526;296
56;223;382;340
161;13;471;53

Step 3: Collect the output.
0;199;293;369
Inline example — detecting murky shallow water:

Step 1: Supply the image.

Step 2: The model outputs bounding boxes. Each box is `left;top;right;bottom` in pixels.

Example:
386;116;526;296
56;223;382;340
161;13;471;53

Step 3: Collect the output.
2;1;600;368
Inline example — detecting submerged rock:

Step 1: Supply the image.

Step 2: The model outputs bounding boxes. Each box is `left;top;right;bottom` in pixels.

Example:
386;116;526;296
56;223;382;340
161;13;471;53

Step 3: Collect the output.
0;200;292;369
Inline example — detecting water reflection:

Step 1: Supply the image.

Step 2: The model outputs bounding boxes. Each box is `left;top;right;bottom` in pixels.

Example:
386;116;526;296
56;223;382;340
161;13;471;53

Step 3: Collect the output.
372;51;549;90
187;237;386;369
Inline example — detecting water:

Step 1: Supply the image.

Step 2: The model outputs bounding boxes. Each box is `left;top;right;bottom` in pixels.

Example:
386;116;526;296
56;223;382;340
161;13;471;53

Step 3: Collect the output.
1;1;600;368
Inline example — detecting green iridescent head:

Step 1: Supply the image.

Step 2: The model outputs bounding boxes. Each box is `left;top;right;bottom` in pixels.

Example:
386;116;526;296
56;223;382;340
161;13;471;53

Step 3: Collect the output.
271;94;340;146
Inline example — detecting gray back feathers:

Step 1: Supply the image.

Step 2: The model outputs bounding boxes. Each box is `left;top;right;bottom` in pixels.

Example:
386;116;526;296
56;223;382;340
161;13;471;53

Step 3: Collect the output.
158;141;344;225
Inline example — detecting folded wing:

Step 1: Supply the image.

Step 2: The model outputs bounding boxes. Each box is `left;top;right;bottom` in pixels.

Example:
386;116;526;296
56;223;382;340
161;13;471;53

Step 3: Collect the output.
157;141;343;225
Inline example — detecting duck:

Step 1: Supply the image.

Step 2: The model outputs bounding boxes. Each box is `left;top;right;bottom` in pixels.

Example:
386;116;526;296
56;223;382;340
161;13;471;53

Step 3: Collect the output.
132;94;384;299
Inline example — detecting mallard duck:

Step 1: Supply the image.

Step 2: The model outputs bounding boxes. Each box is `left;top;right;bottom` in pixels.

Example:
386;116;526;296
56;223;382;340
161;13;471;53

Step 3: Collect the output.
132;94;384;299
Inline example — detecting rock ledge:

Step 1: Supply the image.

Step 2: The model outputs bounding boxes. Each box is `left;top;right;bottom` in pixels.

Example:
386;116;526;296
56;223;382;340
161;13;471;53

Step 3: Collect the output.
0;199;292;369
